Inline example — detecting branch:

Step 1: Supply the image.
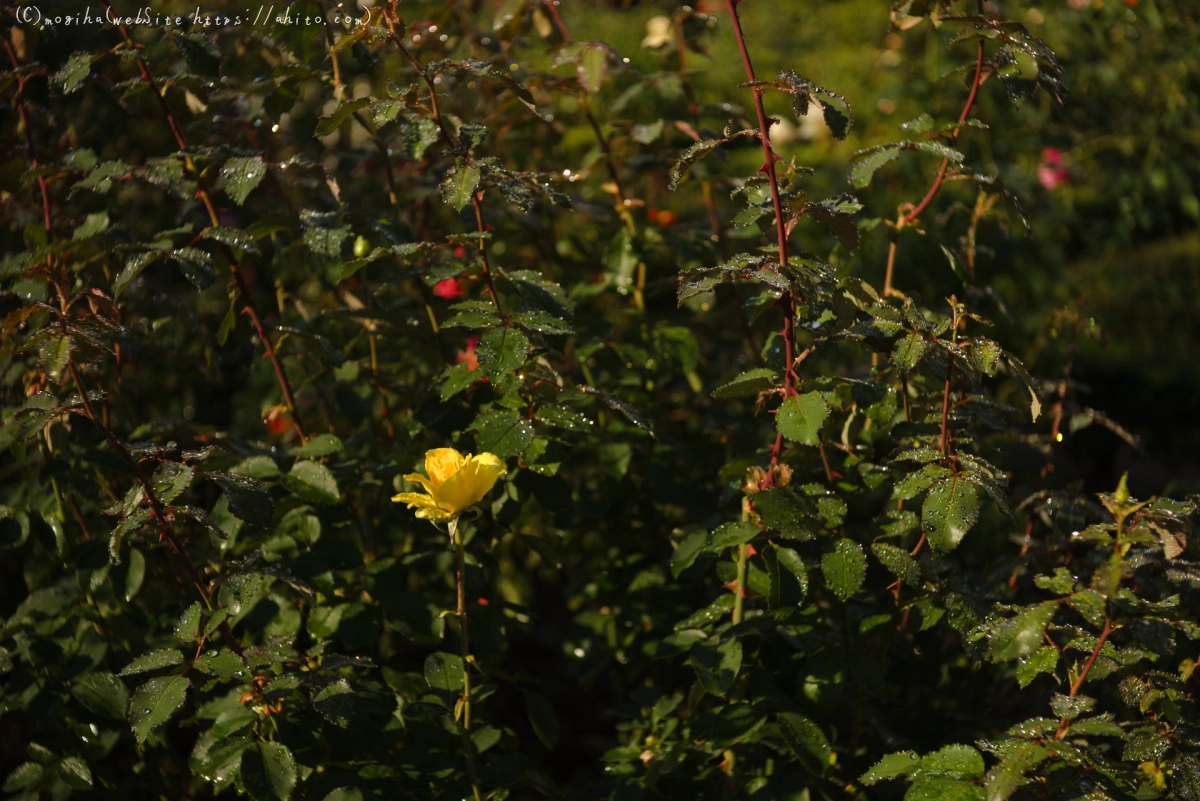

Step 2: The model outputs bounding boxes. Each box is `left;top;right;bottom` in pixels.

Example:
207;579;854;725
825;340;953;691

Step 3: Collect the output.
1055;617;1112;739
101;2;309;441
724;0;799;478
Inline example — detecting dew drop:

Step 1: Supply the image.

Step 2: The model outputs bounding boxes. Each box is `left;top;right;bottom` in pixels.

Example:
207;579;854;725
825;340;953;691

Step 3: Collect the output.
142;708;151;715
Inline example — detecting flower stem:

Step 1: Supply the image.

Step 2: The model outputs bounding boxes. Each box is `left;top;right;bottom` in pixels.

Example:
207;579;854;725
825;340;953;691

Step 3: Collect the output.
449;519;484;801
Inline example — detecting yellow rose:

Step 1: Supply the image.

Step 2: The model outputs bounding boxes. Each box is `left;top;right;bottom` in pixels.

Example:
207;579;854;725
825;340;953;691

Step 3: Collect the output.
392;447;507;523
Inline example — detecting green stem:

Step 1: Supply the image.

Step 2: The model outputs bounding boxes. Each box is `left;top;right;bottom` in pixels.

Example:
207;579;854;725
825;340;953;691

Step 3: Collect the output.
733;542;748;624
449;519;484;801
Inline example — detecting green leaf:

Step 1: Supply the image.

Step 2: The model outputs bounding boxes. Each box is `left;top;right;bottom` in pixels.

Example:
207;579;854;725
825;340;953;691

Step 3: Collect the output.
654;629;707;660
259;741;297;800
524;692;560;749
914;141;965;162
674;595;736;631
444;309;501;329
3;762;43;792
290;433;344;459
476;326;530;379
280;461;340;505
151;462;193;505
241;740;298;801
399;114;440;159
440;163;481;212
753;488;817;540
57;756;93;790
1049;693;1094;720
219;156;267;205
321;791;364;801
193;650;249;679
991;601;1058;662
73;211;110;241
713;368;779;399
509;270;574;320
861;752;921;784
900;113;935;133
113;252;161;298
175;601;203;642
472;409;534;458
534;405;593;432
907;779;986;801
119;648;185;676
893;332;927;373
773;544;809;601
709;703;767;747
54;52;94;93
691;636;742;696
1014;645;1058;688
128;675;190;745
670;530;708;578
982;742;1046;801
71;672;129;721
40;335;72;381
922;474;980;553
313;678;354;726
314;97;370;137
850;146;901;189
207;472;275;528
872;542;921;586
705;521;761;553
424;652;465;693
231;455;281;479
669;139;723;190
917;745;985;780
777;391;830;446
821;538;866;601
893;464;952;501
511;310;573;335
578;43;607;94
1067;717;1124;737
779;712;831;774
1124;727;1170;761
202;226;260;254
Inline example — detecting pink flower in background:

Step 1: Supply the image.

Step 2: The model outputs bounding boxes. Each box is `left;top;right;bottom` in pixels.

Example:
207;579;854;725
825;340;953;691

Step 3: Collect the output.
1038;147;1070;191
433;278;464;300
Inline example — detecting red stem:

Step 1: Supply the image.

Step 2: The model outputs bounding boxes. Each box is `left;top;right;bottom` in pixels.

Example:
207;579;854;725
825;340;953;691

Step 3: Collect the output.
101;2;308;441
1055;617;1112;738
544;0;571;41
901;42;986;226
5;43;52;234
724;0;798;476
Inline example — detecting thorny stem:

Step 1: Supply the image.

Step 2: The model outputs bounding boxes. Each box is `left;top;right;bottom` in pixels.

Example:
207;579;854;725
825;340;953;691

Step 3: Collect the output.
5;42;51;235
386;18;503;326
102;3;309;441
449;519;484;801
10;34;240;656
901;42;988;227
1055;617;1112;739
883;42;988;296
724;0;799;477
67;364;245;658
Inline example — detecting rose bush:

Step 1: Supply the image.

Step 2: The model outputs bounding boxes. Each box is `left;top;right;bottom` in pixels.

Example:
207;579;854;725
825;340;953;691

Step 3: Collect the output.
1;1;1198;800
